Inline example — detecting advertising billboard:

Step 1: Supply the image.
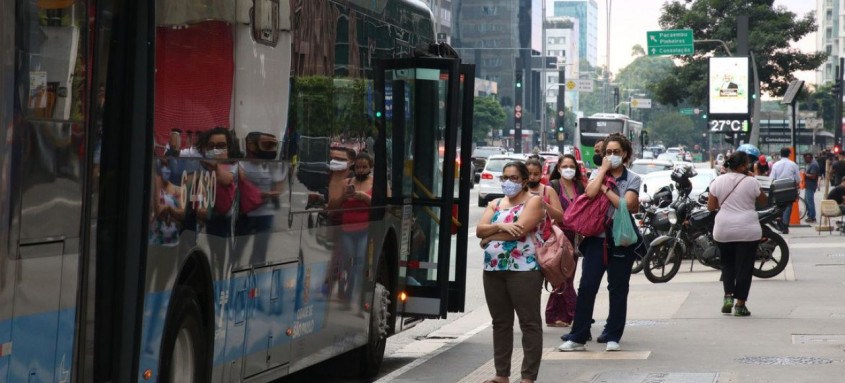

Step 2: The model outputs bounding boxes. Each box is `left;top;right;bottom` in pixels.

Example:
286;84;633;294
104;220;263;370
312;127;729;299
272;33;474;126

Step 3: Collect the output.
708;57;749;115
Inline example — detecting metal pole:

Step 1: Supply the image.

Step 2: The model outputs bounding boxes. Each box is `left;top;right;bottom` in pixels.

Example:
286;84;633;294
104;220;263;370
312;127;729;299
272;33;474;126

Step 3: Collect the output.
749;51;761;146
541;0;547;150
791;101;797;160
604;0;611;112
836;58;844;147
558;68;566;150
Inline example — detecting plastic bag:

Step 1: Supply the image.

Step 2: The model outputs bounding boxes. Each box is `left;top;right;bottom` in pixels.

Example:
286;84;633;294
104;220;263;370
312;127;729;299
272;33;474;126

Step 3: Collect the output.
612;197;638;247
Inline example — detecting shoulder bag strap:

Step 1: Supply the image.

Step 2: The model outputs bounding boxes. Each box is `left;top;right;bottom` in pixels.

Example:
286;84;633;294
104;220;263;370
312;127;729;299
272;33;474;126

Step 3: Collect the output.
721;176;748;205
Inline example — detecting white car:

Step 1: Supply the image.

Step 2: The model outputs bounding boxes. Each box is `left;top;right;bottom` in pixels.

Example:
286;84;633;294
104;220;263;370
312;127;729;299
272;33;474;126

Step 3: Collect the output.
630;158;674;175
477;154;528;206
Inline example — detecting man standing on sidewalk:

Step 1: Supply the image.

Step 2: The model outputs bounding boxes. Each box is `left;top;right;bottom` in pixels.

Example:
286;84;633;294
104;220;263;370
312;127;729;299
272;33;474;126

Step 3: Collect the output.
770;147;800;234
803;153;820;223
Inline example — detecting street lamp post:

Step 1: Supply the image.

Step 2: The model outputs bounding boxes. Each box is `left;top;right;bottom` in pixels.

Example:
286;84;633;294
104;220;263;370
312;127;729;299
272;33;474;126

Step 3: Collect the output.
604;0;612;112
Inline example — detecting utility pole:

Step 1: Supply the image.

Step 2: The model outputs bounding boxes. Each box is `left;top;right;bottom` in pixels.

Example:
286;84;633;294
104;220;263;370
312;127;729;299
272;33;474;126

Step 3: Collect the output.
540;0;547;150
836;58;844;148
557;68;566;151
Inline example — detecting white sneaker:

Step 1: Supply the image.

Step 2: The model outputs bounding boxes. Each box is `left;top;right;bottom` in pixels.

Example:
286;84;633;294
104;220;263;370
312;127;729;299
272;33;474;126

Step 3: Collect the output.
557;340;586;352
606;341;620;351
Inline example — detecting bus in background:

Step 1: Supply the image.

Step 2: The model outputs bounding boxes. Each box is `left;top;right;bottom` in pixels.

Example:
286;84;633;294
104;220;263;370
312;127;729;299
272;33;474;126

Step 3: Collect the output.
576;113;645;169
1;0;473;382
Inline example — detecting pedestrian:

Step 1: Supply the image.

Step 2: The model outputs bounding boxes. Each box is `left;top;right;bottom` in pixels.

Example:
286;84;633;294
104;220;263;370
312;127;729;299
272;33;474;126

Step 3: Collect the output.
769;147;800;234
476;161;545;383
707;150;768;316
753;156;770;176
832;151;845;186
802;153;820;223
545;154;586;328
558;133;641;353
826;177;845;232
817;150;827;181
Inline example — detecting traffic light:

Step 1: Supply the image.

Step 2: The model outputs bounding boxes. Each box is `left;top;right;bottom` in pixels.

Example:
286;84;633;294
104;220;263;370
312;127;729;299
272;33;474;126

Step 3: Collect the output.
702;113;708;119
832;80;842;95
515;70;523;88
835;143;842;154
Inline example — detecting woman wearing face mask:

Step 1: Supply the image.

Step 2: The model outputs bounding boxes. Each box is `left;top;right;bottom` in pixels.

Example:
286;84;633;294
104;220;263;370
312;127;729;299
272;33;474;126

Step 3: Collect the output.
559;133;641;353
707;151;767;317
476;161;545;383
196;127;236;237
525;158;563;223
336;152;374;309
544;154;586;327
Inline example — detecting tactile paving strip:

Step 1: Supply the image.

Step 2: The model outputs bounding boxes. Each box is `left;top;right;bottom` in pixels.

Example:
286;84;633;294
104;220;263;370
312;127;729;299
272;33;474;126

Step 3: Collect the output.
590;372;717;383
792;334;845;345
735;356;835;365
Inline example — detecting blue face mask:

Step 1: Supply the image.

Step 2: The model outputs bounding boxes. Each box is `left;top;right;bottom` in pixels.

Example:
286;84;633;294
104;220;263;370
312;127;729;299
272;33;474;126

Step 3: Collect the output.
501;180;522;197
160;166;171;181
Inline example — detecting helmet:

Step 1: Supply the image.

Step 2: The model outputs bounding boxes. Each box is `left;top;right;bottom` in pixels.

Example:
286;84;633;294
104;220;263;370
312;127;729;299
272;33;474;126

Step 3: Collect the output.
736;144;761;161
758;156;767;164
671;165;696;196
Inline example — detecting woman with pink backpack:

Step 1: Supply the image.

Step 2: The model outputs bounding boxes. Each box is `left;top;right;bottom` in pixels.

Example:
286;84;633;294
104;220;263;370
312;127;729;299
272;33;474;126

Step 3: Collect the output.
544;154;586;327
558;133;642;353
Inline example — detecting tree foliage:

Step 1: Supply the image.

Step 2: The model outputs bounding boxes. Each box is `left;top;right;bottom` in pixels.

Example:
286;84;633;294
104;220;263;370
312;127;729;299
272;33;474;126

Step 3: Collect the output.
473;96;507;143
652;0;826;106
648;111;699;147
800;84;836;133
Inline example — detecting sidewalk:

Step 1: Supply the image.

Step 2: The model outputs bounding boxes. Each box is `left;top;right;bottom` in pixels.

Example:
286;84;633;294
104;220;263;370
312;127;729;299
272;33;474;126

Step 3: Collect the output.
388;223;845;383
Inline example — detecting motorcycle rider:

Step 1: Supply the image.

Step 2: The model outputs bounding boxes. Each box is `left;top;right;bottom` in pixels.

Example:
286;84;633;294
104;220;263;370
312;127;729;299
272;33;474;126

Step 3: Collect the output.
707;149;768;316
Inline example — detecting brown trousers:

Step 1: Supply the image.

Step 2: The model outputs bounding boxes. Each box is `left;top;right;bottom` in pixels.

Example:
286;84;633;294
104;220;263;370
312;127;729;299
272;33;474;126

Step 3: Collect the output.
483;270;544;381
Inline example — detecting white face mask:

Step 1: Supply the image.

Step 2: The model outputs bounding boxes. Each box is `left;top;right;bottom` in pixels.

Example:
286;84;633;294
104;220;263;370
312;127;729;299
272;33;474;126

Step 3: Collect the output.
608;155;623;169
561;168;576;180
205;148;227;159
329;159;348;172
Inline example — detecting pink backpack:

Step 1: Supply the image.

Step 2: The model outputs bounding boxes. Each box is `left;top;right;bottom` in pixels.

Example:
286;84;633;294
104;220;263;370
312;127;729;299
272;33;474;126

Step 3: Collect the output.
534;224;575;289
562;176;616;237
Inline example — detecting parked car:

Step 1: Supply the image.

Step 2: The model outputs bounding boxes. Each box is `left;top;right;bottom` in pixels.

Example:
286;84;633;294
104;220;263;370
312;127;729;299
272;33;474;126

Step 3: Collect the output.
471;146;507;183
477;154;528;206
630;158;674;175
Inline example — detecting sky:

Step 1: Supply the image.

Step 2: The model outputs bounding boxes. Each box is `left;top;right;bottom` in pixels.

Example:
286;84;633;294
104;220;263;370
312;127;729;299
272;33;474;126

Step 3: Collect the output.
540;0;819;84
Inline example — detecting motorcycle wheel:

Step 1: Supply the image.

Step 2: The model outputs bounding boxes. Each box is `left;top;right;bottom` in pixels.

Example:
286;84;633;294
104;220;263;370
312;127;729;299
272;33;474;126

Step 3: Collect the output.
752;226;789;279
632;231;656;274
643;239;682;283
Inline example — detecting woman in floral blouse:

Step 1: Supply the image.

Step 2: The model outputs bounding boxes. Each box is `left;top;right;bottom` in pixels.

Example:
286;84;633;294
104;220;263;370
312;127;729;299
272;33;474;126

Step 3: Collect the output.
476;161;546;383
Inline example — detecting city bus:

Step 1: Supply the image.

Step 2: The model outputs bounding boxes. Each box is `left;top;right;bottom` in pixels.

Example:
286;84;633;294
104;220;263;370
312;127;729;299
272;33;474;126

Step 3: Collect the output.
0;0;474;382
576;113;645;168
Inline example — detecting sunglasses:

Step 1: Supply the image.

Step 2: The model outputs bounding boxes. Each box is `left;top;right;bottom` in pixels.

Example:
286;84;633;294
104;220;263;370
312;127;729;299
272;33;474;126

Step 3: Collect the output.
206;142;228;150
605;149;623;156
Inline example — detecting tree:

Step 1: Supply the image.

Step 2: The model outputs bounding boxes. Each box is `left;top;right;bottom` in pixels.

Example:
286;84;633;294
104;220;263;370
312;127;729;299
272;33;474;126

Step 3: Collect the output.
800;84;836;133
652;0;826;106
473;96;507;143
648;111;699;147
614;52;675;106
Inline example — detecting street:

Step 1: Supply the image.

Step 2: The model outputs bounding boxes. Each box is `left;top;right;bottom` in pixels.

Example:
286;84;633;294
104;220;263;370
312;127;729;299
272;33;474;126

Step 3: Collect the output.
280;182;845;383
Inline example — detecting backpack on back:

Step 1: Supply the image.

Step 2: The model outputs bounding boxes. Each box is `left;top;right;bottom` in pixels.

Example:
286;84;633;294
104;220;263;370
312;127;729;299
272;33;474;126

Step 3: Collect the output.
534;224;575;289
562;176;616;237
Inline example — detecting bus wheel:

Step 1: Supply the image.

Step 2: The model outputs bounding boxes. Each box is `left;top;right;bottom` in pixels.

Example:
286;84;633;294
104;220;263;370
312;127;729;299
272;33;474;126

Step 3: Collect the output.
159;286;210;383
357;259;391;377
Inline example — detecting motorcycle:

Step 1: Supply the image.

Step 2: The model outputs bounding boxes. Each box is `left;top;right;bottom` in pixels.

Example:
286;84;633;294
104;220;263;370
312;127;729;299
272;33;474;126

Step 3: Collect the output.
643;173;790;283
632;184;673;274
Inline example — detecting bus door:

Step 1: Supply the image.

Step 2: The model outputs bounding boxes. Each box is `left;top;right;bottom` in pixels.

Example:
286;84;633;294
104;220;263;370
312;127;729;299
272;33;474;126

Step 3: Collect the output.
2;2;91;381
374;57;469;319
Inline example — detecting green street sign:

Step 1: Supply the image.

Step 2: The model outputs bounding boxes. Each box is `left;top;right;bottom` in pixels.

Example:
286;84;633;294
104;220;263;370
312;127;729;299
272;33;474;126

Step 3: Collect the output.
680;108;694;115
647;29;694;56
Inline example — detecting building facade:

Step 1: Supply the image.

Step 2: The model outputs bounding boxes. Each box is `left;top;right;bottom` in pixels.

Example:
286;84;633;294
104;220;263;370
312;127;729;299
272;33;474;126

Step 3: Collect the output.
543;17;579;110
452;0;533;110
549;0;597;68
422;0;453;42
817;0;840;85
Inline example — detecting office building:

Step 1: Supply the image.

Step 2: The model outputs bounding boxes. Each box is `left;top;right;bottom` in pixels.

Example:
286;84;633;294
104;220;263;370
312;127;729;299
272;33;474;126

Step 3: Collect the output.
817;0;841;84
549;0;597;68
